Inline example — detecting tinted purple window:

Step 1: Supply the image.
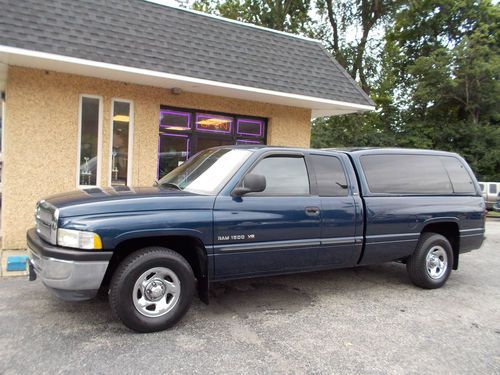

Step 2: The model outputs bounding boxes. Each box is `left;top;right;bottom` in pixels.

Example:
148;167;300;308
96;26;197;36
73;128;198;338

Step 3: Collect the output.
160;110;191;129
236;119;264;137
158;133;189;179
196;113;233;134
158;107;266;177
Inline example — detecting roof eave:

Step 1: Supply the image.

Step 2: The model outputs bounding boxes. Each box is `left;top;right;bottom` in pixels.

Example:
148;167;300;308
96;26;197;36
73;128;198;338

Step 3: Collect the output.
0;46;375;117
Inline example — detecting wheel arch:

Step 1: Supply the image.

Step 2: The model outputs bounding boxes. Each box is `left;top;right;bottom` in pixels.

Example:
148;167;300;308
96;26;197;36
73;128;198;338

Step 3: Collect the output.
102;235;210;304
421;220;460;270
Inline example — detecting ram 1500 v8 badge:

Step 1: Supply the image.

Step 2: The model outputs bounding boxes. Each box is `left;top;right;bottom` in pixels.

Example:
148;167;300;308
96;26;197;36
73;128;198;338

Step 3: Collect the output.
28;146;486;332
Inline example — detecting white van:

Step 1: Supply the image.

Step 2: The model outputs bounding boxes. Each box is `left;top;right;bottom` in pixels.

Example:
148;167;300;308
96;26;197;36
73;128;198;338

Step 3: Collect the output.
479;182;500;209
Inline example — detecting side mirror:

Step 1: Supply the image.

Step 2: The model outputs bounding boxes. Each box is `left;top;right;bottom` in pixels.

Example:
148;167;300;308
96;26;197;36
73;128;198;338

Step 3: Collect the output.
232;174;266;197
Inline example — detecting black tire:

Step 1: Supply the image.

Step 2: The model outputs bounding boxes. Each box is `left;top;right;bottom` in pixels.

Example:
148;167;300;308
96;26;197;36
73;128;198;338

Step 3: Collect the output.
406;232;454;289
109;247;195;333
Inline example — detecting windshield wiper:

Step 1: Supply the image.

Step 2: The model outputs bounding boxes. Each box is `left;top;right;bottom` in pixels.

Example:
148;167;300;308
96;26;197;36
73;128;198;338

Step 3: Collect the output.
160;182;182;190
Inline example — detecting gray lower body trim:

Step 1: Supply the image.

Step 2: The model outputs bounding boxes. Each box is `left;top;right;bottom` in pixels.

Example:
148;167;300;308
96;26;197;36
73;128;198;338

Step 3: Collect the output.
460;233;485;238
365;232;420;243
459;228;485;236
321;236;362;245
366;238;419;245
215;238;320;253
214;236;360;253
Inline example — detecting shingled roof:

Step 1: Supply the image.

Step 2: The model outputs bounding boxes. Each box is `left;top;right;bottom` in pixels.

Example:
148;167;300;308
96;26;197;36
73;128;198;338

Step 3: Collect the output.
0;0;374;110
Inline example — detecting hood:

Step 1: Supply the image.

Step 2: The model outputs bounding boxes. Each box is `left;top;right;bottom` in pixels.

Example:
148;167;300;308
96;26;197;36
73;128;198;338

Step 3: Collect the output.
44;186;215;218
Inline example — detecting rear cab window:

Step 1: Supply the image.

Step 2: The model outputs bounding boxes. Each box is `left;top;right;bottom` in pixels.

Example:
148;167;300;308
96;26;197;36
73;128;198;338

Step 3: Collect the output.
309;154;348;196
359;154;476;195
439;156;476;194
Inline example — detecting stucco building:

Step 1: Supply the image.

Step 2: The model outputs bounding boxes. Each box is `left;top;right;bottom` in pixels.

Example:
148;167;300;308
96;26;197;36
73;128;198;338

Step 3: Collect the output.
0;0;374;250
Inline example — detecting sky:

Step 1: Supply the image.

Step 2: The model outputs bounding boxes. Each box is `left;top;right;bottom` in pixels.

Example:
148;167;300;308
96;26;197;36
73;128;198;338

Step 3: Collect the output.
146;0;189;8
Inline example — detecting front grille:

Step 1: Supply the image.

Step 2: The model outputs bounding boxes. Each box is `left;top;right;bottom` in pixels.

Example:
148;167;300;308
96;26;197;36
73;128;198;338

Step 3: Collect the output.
35;200;58;244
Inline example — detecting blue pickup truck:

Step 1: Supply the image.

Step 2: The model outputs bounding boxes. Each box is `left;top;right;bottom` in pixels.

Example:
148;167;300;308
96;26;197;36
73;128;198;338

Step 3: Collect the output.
28;146;486;332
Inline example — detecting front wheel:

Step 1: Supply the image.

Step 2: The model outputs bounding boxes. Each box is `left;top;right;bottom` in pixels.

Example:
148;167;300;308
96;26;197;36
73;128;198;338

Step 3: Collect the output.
406;232;453;289
109;247;195;333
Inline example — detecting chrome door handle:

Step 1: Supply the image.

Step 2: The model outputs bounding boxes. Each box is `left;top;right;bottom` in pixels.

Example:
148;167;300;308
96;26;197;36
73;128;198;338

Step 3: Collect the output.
305;207;320;216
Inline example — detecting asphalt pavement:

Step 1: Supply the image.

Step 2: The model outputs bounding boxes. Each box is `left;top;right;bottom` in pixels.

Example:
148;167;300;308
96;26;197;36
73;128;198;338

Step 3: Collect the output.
0;220;499;374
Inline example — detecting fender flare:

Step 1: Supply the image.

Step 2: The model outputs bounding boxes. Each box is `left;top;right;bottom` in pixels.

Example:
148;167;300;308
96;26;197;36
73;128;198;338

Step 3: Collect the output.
111;228;211;304
110;228;207;248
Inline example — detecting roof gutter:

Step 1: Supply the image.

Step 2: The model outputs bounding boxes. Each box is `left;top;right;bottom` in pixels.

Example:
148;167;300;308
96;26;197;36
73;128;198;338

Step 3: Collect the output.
0;45;375;116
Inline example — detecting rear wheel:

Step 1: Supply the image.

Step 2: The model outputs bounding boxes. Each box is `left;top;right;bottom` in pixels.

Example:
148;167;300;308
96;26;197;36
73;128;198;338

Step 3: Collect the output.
406;232;453;289
109;247;195;333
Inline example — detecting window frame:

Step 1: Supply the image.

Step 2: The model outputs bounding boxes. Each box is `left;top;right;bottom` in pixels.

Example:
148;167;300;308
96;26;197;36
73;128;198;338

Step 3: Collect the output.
76;94;103;188
157;132;190;179
108;98;134;186
159;109;191;130
0;94;4;157
0;95;4;193
195;112;233;134
308;153;350;197
235;152;312;197
358;153;478;197
439;156;476;194
157;106;268;179
236;118;264;137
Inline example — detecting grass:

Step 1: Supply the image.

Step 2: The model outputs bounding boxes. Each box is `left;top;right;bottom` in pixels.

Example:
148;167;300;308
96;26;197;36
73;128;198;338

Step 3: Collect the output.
487;211;500;218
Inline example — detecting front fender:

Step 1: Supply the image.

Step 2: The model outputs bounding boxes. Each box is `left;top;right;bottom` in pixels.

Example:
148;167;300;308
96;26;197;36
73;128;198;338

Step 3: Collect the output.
59;210;213;249
111;228;206;248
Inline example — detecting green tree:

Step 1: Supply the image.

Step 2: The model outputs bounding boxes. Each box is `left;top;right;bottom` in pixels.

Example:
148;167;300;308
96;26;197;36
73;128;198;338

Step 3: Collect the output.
315;0;398;94
314;0;500;180
191;0;313;34
389;0;500;180
190;0;500;180
311;0;401;155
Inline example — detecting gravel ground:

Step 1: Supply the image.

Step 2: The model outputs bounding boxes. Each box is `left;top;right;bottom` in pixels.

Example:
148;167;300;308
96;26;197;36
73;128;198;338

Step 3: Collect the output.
0;220;499;374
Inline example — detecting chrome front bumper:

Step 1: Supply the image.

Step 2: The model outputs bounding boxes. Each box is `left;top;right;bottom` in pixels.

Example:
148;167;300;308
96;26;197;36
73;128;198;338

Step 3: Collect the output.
27;228;112;301
28;249;109;300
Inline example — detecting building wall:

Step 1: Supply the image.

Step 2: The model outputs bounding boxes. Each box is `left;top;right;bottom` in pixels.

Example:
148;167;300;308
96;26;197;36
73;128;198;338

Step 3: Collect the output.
2;66;312;249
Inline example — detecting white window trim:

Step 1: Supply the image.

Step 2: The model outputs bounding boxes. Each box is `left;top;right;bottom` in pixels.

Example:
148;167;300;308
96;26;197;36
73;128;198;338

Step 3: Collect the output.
108;98;134;186
77;94;103;188
0;95;4;159
0;96;4;195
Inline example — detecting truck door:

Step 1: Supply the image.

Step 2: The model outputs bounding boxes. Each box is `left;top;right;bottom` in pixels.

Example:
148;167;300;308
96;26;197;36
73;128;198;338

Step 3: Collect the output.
213;153;321;279
308;153;363;267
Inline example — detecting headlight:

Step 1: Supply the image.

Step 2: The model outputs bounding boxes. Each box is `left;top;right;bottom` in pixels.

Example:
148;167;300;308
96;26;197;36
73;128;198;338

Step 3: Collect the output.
57;228;102;250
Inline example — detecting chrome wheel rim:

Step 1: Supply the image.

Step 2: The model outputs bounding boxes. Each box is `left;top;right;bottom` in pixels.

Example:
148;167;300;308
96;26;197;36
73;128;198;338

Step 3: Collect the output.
132;267;180;318
425;246;448;279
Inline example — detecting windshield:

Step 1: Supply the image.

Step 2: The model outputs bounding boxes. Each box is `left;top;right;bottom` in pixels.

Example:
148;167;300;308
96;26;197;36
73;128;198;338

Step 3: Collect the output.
158;148;252;195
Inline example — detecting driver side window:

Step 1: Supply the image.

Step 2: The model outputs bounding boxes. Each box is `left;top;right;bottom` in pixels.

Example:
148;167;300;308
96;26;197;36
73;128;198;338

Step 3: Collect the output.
250;156;310;196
